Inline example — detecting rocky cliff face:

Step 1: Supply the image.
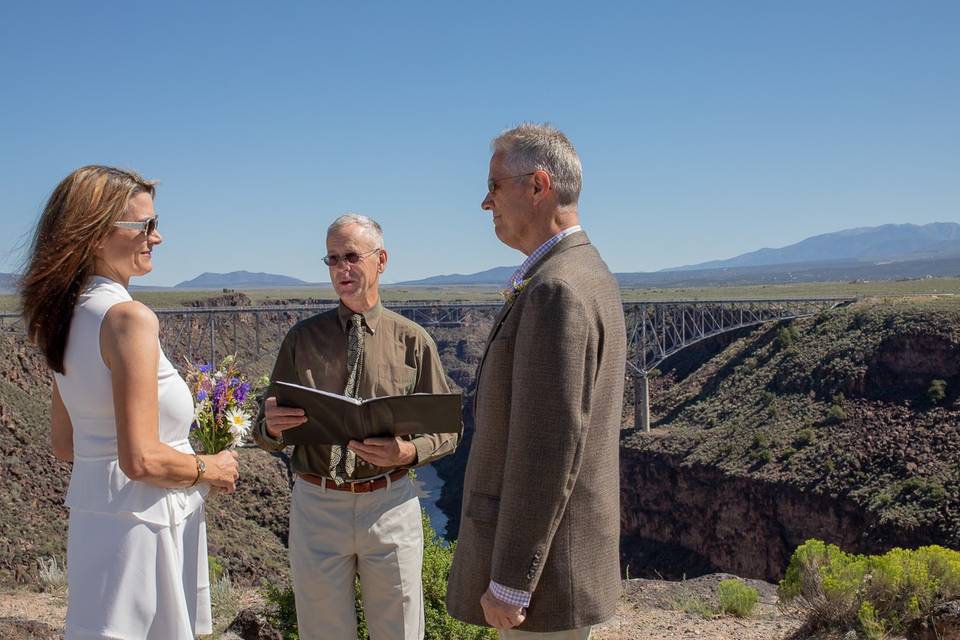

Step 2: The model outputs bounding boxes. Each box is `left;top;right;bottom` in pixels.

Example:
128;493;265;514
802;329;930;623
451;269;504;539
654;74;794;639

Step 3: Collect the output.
619;449;932;582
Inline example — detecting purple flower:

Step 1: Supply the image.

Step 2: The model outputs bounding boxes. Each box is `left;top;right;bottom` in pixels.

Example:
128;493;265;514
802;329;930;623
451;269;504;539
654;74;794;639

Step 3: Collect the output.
235;382;250;404
190;421;198;432
197;390;208;402
213;379;228;416
199;363;214;374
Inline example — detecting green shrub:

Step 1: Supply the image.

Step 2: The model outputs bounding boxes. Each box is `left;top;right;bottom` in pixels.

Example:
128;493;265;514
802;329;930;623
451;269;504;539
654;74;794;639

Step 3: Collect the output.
857;601;887;640
749;433;773;464
899;476;948;506
779;539;960;636
716;579;758;617
928;379;947;405
794;428;817;448
671;582;716;618
827;403;847;424
263;581;299;640
263;511;495;640
774;326;797;351
208;555;224;583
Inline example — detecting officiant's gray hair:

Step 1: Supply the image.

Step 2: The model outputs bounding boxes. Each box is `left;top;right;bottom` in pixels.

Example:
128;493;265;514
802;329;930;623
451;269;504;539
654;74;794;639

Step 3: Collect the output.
328;213;384;248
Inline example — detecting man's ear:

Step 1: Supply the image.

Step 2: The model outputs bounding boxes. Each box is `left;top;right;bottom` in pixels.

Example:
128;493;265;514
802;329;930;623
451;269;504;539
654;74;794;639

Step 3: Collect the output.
532;170;552;200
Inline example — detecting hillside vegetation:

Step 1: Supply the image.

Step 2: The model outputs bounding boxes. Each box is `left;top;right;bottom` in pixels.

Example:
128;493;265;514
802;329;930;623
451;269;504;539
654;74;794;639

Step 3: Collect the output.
625;296;960;549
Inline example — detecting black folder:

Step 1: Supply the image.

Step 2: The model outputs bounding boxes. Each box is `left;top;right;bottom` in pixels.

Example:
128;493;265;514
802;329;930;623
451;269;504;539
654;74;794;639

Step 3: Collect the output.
274;381;463;445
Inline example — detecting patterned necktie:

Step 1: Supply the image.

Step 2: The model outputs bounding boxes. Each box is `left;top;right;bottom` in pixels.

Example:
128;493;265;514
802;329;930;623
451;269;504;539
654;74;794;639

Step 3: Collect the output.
330;314;364;484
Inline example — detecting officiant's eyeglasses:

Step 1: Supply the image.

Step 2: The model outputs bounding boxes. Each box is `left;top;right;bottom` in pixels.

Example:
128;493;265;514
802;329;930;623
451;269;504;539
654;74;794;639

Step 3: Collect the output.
113;215;159;236
323;247;381;266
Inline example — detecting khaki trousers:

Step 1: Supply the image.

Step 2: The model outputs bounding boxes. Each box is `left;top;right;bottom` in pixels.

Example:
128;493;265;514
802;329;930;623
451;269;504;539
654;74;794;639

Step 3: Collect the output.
289;474;424;640
498;627;592;639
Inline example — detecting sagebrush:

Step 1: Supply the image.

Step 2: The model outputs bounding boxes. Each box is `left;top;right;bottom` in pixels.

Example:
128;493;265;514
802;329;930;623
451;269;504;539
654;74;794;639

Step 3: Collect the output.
779;538;960;635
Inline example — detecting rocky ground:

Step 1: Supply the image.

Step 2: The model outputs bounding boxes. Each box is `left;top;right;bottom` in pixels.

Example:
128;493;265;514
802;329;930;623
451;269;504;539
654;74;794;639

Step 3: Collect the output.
1;574;882;640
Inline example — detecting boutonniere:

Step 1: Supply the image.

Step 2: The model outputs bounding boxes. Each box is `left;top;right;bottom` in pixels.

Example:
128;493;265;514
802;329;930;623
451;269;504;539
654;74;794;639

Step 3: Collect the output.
500;278;532;303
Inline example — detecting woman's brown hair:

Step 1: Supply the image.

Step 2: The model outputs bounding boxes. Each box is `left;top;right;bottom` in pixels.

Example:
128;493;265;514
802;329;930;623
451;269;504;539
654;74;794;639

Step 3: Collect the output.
19;166;157;374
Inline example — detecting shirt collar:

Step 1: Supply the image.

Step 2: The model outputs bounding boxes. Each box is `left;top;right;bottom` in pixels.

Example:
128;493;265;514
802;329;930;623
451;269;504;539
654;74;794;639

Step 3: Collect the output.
336;299;383;335
503;225;583;290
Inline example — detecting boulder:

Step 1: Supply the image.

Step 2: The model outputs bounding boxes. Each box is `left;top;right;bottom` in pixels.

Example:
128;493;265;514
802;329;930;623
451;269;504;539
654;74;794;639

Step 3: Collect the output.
226;607;282;640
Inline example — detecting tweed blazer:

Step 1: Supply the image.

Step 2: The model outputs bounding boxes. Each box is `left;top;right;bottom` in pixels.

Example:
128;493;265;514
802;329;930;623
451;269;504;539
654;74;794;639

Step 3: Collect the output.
446;231;627;632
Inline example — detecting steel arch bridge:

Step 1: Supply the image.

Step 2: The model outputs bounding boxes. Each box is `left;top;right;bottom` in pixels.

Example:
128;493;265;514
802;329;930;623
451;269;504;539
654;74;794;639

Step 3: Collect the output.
1;296;854;431
622;298;853;431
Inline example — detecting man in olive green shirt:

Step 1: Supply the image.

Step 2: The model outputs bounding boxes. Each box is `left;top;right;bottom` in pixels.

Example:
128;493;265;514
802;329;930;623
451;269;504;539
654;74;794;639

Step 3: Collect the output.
254;214;459;640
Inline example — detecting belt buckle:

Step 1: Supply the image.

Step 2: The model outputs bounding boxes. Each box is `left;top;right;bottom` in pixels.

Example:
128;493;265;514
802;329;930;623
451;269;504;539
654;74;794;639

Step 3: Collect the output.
351;477;372;493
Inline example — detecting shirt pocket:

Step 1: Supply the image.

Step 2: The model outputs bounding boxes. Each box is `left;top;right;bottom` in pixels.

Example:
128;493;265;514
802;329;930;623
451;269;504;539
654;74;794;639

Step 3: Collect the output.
377;362;418;397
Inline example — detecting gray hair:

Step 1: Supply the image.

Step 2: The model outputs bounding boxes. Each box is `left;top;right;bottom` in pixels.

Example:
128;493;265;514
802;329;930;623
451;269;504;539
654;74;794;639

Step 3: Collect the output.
492;123;582;206
327;213;384;248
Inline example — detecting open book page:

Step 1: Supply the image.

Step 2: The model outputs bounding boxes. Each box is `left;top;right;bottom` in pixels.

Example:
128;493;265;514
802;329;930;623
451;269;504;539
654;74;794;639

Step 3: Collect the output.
275;381;362;405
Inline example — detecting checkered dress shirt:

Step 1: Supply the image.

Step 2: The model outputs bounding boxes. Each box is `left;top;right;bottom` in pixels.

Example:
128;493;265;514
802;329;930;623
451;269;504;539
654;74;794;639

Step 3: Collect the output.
501;225;583;299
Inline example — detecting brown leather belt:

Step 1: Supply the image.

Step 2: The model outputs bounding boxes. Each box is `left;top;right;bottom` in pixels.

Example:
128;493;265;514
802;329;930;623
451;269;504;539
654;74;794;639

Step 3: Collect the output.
299;468;408;493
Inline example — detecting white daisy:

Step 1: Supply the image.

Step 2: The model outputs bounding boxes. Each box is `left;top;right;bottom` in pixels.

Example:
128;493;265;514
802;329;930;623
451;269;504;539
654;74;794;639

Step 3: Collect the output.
224;407;252;442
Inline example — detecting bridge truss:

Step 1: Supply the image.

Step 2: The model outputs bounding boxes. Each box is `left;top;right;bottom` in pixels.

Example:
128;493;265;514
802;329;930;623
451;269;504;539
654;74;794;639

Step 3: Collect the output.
1;297;853;431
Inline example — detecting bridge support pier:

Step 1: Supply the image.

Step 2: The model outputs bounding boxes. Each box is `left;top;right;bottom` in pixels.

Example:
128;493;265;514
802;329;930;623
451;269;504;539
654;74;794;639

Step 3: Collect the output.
635;373;650;432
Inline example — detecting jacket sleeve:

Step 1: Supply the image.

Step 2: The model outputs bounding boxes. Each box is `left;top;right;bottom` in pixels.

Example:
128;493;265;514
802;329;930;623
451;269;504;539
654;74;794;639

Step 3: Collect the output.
489;277;593;593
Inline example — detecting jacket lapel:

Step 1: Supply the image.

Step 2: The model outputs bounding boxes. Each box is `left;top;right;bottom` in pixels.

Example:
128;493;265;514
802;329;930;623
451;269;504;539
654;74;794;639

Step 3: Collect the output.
472;231;592;418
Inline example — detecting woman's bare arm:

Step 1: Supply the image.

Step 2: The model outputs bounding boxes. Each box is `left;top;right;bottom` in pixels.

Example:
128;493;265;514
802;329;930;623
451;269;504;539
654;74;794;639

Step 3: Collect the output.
101;301;238;489
50;379;73;461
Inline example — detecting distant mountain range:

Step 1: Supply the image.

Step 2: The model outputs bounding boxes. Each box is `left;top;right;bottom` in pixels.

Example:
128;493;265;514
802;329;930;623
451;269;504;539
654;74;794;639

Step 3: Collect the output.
174;271;311;289
398;266;516;286
396;222;960;286
666;223;960;272
2;223;958;294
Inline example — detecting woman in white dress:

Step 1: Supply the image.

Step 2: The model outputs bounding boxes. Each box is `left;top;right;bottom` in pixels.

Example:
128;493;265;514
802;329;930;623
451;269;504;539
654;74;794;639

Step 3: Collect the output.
19;165;240;639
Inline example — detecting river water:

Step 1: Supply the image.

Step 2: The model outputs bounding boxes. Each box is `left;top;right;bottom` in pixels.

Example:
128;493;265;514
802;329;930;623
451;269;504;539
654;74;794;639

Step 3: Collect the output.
412;464;449;539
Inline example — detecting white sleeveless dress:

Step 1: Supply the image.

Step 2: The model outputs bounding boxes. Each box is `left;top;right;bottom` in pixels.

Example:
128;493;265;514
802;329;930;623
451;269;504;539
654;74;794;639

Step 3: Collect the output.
54;276;211;639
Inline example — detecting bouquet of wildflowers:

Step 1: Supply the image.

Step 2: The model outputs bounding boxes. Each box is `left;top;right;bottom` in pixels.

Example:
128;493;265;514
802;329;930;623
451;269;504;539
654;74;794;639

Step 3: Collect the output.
185;355;267;453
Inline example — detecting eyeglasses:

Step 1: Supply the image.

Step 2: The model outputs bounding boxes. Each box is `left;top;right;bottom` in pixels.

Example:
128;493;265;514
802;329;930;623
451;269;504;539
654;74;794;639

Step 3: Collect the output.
487;172;535;194
113;215;159;235
322;247;381;267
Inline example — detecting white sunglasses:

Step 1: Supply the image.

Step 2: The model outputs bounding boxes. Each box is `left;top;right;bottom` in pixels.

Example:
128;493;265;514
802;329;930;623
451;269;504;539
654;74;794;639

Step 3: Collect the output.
113;215;159;235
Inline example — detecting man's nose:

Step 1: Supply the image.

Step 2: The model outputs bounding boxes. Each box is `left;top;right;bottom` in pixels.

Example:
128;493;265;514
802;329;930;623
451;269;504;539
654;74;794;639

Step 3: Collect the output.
481;193;494;210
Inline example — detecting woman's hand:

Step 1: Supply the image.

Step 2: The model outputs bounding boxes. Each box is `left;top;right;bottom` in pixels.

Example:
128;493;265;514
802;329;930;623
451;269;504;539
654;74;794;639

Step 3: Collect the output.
202;450;240;492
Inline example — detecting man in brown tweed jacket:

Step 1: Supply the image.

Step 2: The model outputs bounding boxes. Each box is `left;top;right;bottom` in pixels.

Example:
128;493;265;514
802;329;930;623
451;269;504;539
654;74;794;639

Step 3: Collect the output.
447;124;627;639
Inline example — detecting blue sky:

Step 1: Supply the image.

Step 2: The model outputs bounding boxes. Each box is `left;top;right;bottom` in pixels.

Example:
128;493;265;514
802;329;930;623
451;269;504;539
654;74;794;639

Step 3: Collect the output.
1;1;957;286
